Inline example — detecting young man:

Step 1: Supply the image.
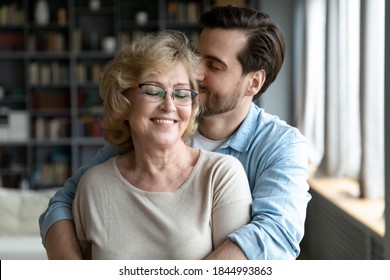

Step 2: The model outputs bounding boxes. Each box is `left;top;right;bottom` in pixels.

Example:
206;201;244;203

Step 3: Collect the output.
39;5;311;260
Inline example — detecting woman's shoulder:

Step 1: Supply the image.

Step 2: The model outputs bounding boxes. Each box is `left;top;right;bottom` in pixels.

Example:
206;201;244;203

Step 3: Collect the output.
198;150;244;172
198;150;251;199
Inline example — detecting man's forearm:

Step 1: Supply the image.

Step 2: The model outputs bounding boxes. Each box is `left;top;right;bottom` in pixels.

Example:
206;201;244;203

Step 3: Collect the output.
44;220;84;260
205;239;247;260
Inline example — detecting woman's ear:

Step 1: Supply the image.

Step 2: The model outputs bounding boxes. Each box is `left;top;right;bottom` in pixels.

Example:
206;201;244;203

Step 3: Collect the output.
246;69;266;97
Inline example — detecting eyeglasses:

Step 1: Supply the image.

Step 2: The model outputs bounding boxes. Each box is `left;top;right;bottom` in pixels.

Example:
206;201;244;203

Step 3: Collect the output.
138;83;198;106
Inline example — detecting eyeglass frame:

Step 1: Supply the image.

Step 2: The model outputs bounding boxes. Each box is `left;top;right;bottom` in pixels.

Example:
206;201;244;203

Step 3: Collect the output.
138;83;198;106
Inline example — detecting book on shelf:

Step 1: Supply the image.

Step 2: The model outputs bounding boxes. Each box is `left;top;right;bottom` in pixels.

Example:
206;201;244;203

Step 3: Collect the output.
75;62;104;84
39;64;51;85
0;32;24;51
29;62;69;85
45;32;66;52
32;149;70;187
0;3;25;26
73;29;82;52
29;62;39;85
75;63;87;83
31;90;70;110
77;115;102;138
51;61;69;84
166;1;201;22
187;2;200;23
28;35;36;52
34;117;70;140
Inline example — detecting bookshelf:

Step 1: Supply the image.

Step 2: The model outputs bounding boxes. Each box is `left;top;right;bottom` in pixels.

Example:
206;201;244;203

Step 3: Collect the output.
0;0;250;189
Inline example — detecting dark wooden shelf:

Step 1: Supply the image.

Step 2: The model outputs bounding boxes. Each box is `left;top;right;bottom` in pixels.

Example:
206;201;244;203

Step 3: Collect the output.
0;0;234;189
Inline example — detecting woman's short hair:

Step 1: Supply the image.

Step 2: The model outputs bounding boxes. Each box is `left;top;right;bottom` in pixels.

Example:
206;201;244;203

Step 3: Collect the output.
99;31;199;151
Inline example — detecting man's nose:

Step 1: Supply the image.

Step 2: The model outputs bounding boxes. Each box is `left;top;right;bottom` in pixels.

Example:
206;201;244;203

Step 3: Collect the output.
196;64;205;82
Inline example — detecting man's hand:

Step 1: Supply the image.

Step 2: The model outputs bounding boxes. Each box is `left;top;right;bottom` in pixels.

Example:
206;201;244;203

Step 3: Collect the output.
205;239;248;260
44;220;84;260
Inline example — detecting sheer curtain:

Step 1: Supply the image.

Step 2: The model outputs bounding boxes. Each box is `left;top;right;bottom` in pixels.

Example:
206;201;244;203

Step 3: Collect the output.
294;0;384;199
359;0;385;198
294;0;326;174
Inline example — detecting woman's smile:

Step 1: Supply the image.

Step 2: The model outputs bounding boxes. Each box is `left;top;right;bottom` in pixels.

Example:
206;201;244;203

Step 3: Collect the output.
152;118;177;125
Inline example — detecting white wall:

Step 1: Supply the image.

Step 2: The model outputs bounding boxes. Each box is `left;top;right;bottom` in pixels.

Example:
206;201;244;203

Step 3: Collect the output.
255;0;295;125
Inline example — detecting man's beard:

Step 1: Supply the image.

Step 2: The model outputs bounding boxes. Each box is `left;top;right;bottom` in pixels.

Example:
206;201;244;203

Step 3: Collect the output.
198;86;241;118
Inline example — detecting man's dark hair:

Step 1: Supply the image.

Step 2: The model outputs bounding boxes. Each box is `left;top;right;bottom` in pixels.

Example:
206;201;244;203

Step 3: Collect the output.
199;5;285;98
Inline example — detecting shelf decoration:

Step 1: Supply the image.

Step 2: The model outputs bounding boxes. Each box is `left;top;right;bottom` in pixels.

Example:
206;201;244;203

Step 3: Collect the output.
89;0;101;11
34;0;50;25
135;11;148;26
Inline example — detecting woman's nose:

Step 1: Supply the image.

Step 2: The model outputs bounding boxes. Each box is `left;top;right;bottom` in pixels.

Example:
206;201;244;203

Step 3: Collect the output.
159;92;176;112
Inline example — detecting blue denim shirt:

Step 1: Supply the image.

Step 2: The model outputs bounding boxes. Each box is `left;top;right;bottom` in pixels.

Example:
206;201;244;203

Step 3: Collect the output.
39;103;311;259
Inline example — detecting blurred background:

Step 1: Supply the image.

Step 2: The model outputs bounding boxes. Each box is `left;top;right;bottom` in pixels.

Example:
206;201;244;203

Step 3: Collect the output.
0;0;388;260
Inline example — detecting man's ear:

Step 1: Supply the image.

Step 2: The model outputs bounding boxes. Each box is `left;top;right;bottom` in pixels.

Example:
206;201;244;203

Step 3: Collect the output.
246;69;266;97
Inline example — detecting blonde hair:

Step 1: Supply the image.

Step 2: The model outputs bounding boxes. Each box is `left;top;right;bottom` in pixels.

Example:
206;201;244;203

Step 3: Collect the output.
99;31;199;151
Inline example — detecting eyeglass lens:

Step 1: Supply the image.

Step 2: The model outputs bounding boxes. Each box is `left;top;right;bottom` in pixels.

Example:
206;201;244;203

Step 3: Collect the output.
139;84;197;106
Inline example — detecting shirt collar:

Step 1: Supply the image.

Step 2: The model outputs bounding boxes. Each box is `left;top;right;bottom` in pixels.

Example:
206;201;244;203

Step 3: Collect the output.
219;103;259;152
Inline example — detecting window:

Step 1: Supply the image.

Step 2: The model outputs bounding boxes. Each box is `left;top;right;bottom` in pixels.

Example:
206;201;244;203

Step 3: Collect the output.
294;0;384;199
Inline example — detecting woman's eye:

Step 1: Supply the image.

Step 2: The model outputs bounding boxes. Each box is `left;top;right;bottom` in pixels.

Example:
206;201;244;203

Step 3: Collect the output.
172;90;186;98
175;93;188;99
148;90;161;96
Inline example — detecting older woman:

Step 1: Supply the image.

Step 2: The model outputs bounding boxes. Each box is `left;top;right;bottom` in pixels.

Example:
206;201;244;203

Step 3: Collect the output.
72;31;252;260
